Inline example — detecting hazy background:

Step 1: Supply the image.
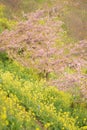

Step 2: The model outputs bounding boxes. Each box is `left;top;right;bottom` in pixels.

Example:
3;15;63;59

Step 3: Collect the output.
0;0;87;40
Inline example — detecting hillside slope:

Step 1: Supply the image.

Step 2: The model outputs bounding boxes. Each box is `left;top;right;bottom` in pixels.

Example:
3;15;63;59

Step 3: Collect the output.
0;10;87;99
0;53;87;130
0;1;87;130
0;0;87;40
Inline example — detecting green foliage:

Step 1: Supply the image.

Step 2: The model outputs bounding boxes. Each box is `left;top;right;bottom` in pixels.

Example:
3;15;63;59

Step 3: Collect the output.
0;4;5;17
0;53;39;82
0;4;17;33
81;68;87;74
0;18;17;32
0;58;87;129
35;0;46;3
64;67;76;74
0;52;8;61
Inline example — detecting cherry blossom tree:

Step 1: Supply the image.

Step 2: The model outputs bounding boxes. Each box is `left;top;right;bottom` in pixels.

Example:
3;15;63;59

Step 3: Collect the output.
0;10;64;79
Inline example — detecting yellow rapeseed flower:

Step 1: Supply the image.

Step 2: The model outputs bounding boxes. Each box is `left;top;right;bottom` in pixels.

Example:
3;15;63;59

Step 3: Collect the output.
44;123;50;128
84;118;86;121
6;120;9;125
36;128;40;130
1;114;7;120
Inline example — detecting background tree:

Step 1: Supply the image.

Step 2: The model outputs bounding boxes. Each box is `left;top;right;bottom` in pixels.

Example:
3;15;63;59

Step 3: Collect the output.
0;10;64;79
